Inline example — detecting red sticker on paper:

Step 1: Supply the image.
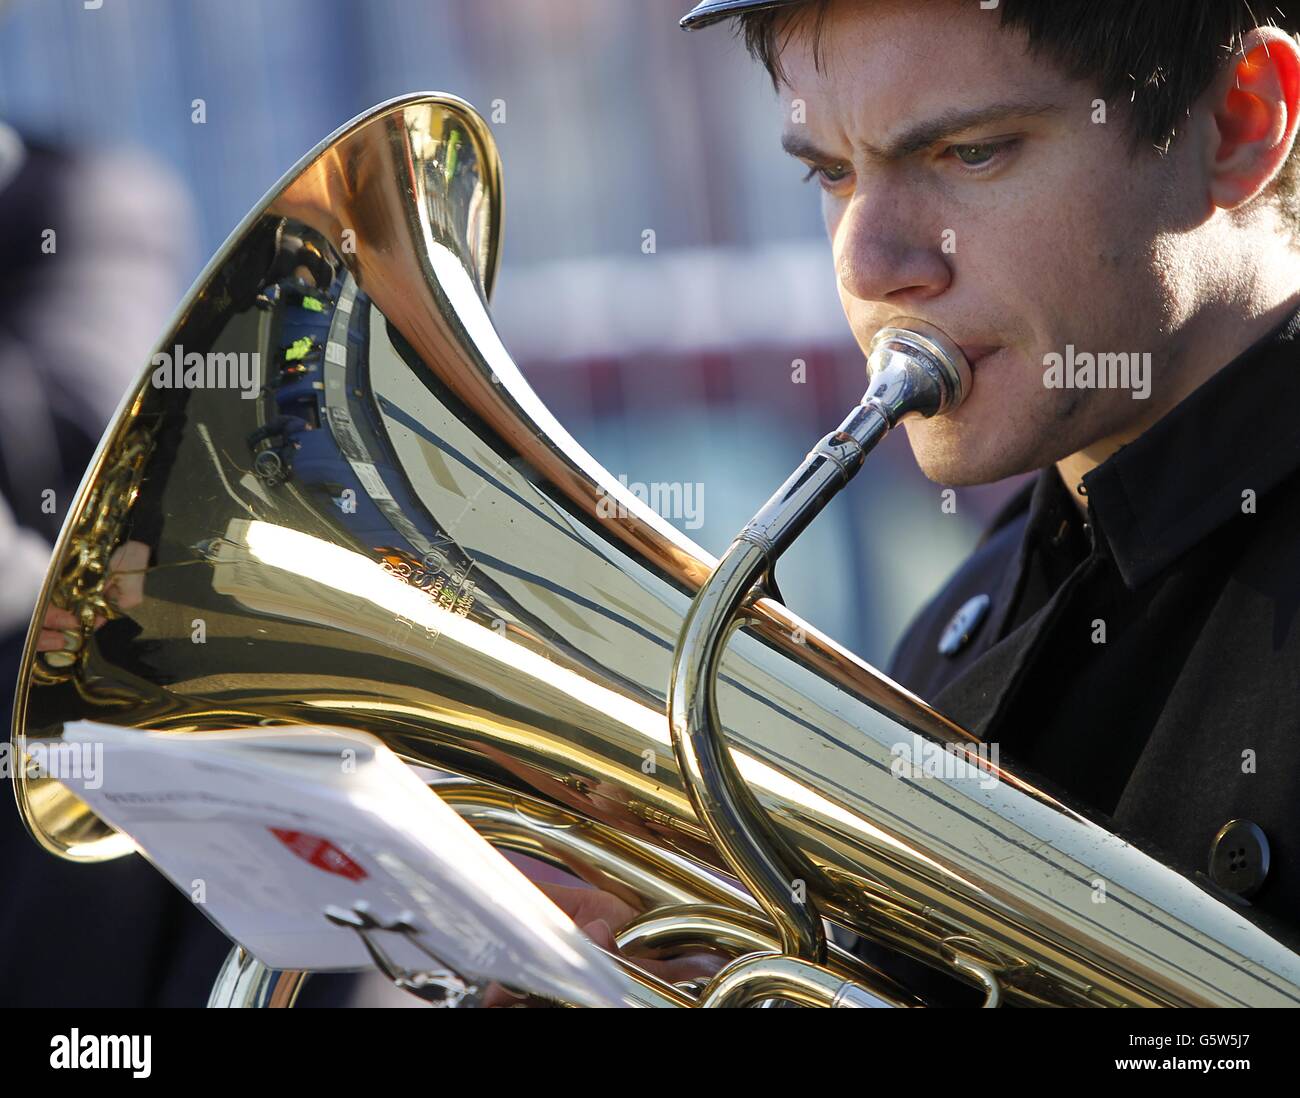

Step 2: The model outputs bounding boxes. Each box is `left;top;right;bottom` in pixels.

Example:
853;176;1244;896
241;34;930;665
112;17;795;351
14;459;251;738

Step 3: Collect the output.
269;828;368;881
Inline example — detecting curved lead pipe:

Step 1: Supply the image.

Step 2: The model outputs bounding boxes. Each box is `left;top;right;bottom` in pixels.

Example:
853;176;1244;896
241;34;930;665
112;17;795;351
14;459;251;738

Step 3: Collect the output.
667;320;971;965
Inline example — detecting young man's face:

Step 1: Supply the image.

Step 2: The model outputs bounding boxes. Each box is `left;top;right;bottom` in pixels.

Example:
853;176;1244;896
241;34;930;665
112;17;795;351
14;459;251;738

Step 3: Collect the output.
778;0;1211;484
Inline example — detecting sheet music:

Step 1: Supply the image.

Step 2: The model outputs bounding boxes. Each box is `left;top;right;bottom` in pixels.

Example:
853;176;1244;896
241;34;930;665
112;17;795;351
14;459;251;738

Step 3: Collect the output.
55;720;627;1007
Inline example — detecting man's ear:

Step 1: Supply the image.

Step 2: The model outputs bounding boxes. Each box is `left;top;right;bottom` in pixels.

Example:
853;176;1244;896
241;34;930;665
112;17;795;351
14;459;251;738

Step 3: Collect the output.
1207;26;1300;210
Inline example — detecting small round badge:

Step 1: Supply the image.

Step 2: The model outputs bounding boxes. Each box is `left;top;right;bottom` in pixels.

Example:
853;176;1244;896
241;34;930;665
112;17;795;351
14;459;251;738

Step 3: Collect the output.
937;593;991;657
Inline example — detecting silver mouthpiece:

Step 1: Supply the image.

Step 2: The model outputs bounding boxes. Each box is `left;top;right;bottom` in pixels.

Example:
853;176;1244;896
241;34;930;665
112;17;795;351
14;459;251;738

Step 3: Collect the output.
864;319;973;424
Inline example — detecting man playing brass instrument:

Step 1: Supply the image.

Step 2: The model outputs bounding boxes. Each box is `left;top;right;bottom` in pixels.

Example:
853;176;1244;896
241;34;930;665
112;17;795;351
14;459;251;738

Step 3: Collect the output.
505;0;1300;997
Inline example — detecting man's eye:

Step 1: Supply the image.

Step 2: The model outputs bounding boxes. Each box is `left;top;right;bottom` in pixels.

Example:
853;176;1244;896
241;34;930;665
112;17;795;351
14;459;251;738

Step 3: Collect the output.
801;164;851;187
944;140;1017;169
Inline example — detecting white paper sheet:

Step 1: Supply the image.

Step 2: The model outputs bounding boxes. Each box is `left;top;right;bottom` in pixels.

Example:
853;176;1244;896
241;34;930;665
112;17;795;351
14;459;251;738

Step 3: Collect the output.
54;720;627;1007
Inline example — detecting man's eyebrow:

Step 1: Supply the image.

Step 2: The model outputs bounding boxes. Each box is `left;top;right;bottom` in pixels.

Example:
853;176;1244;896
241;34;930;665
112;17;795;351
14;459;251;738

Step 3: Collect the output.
781;99;1062;164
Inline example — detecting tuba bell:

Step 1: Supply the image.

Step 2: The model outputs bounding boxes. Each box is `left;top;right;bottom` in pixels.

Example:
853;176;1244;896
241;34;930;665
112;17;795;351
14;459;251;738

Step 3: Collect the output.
11;92;1300;1008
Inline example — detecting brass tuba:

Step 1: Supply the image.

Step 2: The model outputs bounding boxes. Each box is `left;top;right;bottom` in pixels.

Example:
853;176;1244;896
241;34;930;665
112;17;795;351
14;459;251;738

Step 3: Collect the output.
11;93;1300;1008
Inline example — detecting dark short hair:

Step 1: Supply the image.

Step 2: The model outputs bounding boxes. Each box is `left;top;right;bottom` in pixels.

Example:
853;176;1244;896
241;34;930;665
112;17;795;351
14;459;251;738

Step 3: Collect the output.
735;0;1300;226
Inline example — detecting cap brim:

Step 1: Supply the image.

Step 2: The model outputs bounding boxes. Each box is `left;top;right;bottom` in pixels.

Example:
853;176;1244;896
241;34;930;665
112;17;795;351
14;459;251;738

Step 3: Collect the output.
680;0;805;31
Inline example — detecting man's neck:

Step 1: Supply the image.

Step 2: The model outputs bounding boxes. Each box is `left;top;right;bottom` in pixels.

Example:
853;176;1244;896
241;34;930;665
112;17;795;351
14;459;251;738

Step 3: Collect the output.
1054;291;1300;516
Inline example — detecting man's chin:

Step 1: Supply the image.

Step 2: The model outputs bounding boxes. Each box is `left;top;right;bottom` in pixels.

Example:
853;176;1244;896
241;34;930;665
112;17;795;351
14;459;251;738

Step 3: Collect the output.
913;459;1018;487
902;421;1046;487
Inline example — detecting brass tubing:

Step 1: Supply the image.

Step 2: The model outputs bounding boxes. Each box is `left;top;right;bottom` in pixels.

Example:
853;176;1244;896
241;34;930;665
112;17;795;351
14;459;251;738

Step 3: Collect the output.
207;947;308;1008
665;333;970;967
616;904;919;1007
433;779;752;914
670;539;828;963
699;953;896;1009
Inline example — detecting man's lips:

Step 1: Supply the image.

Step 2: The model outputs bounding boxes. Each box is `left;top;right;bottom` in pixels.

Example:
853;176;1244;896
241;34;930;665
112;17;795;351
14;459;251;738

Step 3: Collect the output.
860;325;1002;370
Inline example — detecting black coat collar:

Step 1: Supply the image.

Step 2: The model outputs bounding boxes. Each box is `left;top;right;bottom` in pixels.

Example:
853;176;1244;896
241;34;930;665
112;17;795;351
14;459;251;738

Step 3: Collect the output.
1084;306;1300;589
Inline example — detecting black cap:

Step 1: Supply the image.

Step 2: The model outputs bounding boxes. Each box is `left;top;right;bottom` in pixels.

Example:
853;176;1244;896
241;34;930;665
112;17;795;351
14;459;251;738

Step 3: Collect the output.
680;0;806;31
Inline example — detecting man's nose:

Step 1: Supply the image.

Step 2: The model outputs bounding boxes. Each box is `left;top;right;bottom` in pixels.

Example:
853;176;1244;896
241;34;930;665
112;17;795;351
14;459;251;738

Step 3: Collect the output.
832;193;951;304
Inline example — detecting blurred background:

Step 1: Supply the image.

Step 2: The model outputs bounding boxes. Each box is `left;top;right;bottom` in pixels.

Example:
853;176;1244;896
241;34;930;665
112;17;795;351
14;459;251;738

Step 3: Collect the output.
0;0;1017;684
